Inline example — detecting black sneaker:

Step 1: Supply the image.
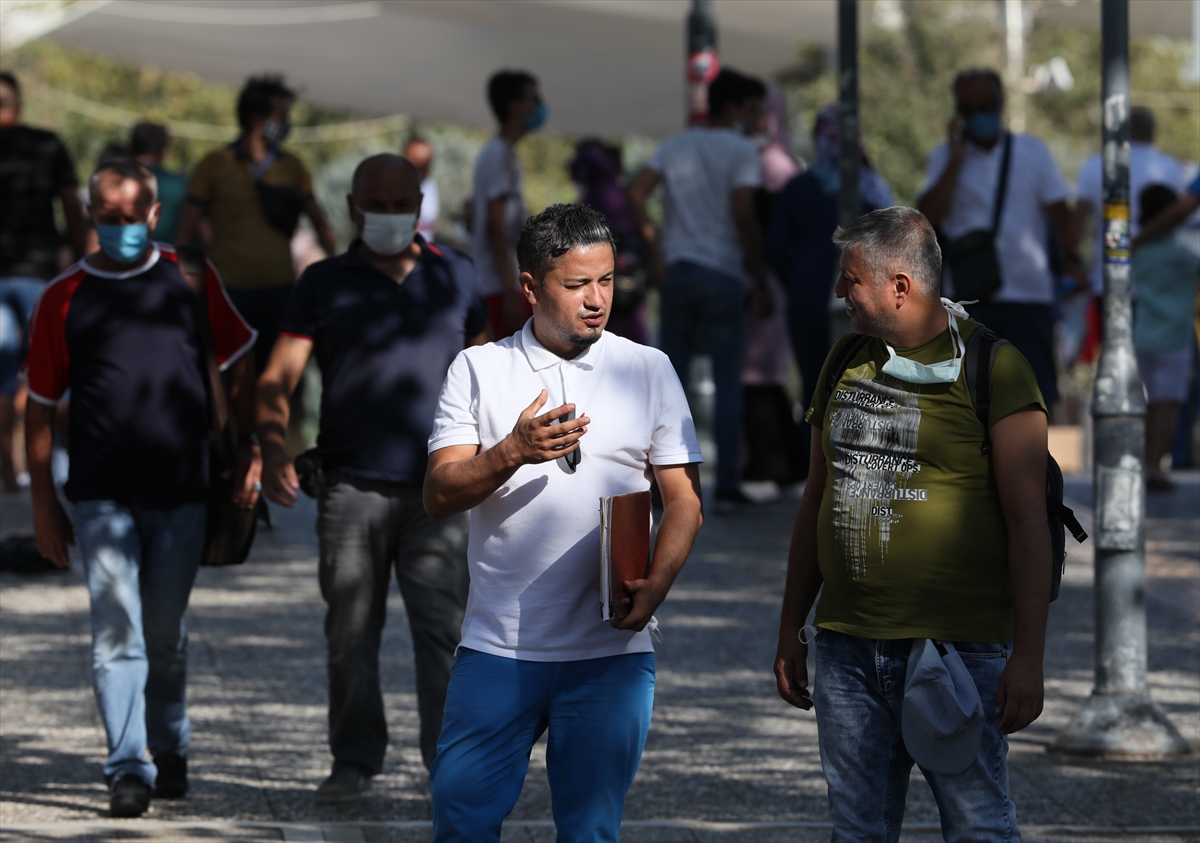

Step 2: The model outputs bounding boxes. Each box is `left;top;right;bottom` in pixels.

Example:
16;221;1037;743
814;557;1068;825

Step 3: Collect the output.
110;776;152;818
153;753;188;798
315;763;373;804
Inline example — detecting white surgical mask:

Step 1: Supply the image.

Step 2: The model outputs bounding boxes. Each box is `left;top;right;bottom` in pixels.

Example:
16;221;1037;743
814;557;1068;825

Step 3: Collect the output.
880;299;974;385
359;208;416;256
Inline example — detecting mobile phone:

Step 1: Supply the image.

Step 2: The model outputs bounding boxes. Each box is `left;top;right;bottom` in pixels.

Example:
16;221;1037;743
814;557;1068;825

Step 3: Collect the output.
553;409;581;472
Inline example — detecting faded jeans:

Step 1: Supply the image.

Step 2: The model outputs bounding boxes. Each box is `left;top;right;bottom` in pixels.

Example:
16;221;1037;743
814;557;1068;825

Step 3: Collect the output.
658;261;744;494
318;474;469;772
813;629;1020;843
74;500;207;787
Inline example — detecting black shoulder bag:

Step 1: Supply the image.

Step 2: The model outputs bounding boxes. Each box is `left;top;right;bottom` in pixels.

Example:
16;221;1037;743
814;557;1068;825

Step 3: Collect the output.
177;246;266;567
941;134;1012;302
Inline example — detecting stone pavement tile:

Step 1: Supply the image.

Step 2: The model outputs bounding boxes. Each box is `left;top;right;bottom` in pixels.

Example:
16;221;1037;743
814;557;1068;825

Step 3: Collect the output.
3;476;1198;833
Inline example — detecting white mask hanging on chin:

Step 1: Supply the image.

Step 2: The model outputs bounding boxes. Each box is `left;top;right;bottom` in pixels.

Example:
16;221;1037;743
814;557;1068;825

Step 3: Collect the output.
359;208;417;256
879;299;975;385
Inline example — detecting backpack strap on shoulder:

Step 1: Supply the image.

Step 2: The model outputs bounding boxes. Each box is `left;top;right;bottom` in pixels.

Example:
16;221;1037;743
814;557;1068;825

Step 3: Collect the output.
826;333;873;398
964;326;1007;455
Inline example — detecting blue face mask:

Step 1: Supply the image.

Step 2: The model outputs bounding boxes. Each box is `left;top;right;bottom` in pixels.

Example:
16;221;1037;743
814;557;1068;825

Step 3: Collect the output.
964;111;1001;142
524;102;547;132
96;221;152;264
880;299;971;385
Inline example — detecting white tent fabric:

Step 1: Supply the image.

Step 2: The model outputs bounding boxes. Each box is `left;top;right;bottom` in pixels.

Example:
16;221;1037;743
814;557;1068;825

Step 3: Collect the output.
15;0;1195;138
32;0;834;139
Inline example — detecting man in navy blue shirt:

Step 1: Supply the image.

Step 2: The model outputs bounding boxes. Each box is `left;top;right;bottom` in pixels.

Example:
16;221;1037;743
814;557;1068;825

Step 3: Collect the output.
257;154;487;803
26;160;260;819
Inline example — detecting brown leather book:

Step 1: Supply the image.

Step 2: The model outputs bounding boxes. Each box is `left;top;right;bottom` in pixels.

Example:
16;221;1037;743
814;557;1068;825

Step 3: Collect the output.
599;490;652;622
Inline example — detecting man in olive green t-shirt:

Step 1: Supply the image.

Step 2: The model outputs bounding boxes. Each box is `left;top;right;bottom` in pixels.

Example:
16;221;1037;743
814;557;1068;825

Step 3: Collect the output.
773;207;1051;841
177;74;336;372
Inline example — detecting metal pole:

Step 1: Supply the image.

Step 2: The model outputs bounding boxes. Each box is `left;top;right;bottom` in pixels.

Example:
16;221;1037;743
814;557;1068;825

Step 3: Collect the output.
686;0;719;127
1051;0;1187;757
837;0;859;228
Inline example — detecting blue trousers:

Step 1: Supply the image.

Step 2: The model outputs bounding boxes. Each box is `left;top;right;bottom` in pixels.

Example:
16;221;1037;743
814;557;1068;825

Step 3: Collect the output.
74;500;206;787
813;629;1019;843
658;261;744;494
0;276;45;395
429;648;656;843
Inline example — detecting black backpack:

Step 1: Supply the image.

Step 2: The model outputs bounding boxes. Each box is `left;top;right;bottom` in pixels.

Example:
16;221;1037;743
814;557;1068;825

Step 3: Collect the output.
825;329;1088;601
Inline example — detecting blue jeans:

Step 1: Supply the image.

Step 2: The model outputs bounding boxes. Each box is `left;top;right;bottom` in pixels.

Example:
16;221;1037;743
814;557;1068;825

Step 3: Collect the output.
0;276;46;395
813;629;1019;843
74;500;207;787
658;261;744;494
430;648;656;843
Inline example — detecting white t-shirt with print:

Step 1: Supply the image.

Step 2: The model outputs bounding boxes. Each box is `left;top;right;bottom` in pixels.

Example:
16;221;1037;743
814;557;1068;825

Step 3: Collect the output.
647;127;763;281
471;137;525;296
428;321;703;662
923;133;1068;304
1076;142;1186;293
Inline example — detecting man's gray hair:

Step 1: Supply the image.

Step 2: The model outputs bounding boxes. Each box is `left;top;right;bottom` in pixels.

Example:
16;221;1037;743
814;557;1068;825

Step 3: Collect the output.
88;159;158;204
832;206;942;297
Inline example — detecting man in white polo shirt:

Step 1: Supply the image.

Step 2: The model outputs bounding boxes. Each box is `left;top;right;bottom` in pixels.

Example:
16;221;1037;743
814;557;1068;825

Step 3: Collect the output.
423;204;704;843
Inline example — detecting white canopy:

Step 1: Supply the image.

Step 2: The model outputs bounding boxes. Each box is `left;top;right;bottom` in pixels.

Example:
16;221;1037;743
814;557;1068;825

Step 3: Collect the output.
9;0;1195;138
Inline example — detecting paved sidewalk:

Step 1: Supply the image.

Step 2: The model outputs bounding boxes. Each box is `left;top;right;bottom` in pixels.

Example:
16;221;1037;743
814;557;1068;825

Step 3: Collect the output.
1;475;1197;843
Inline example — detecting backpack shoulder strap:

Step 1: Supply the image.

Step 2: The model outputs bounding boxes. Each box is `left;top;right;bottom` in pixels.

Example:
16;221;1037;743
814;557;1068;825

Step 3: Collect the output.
825;333;873;398
964;325;1008;455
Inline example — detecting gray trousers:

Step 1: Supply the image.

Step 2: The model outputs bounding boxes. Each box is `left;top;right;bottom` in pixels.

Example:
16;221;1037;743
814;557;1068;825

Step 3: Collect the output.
317;474;469;772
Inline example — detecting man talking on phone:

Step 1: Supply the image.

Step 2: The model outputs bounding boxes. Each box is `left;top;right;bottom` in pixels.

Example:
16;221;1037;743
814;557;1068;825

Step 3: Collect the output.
917;68;1081;414
423;204;704;843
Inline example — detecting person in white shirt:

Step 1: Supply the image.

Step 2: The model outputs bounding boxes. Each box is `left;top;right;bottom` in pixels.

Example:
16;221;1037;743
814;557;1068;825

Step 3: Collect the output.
404;136;440;243
918;68;1083;409
1075;107;1186;294
628;68;768;508
423;204;704;843
471;69;545;340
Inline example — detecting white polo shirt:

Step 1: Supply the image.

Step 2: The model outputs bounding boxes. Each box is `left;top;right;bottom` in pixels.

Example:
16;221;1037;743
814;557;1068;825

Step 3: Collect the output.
924;133;1069;304
428;320;703;662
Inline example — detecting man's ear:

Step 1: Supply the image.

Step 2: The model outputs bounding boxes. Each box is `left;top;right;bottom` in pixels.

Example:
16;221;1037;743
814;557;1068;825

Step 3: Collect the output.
346;194;361;226
892;271;913;308
146;202;162;235
520;271;539;305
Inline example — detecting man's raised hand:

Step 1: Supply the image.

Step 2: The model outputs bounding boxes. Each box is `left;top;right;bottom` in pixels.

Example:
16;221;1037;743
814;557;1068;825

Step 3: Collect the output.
505;390;589;466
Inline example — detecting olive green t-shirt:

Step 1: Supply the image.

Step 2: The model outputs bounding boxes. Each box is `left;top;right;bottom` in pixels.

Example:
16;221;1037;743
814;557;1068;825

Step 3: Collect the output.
805;319;1045;642
186;145;312;290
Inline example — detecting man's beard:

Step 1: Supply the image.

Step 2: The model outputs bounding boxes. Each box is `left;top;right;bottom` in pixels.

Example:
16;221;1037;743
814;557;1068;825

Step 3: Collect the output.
568;329;602;348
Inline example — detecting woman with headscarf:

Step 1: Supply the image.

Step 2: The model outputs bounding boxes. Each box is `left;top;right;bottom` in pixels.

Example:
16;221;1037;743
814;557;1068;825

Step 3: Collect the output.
740;85;807;490
569;139;648;344
766;104;894;456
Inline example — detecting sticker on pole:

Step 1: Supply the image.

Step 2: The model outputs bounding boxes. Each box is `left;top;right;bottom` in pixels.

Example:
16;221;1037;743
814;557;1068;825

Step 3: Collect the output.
1102;202;1130;266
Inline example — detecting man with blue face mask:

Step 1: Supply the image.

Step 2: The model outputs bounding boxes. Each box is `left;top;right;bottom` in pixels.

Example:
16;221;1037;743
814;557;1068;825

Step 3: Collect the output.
774;207;1052;842
918;68;1083;415
24;160;260;818
257;154;488;803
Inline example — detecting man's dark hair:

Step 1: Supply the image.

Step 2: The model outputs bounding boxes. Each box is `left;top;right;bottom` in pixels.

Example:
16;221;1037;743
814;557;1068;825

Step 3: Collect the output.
708;68;766;118
1130;106;1155;142
1138;183;1178;227
953;68;1004;98
130;122;169;158
517;204;615;282
0;72;18;98
236;74;294;132
487;70;537;124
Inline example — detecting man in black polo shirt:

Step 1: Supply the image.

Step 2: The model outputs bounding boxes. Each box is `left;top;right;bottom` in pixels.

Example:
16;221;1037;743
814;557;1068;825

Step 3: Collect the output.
25;160;261;818
258;154;487;803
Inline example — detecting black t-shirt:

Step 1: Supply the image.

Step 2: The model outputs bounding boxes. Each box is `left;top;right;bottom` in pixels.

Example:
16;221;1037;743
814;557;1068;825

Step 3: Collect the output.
26;246;256;509
0;126;78;279
279;237;488;484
